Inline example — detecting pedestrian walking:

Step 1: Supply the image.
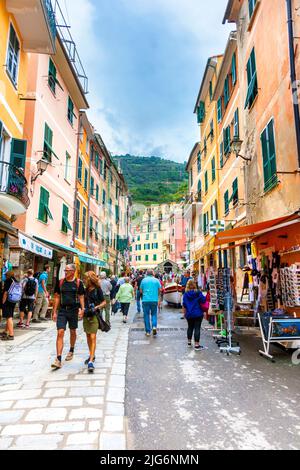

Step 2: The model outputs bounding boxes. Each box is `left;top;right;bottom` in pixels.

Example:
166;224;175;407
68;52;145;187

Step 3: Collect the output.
51;264;85;369
32;265;51;323
83;271;106;373
116;277;135;323
99;272;112;324
134;270;144;315
18;269;38;329
140;270;162;337
1;271;22;341
182;280;207;351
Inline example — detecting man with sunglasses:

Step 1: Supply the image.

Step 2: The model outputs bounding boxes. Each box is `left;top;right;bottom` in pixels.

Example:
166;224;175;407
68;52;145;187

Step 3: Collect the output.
51;264;85;369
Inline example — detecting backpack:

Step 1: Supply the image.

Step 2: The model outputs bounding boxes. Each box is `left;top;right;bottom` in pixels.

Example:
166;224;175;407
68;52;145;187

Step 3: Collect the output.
8;281;23;304
59;278;81;305
24;278;37;297
34;272;42;282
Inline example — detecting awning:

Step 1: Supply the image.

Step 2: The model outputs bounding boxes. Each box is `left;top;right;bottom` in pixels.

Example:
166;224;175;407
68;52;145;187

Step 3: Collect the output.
76;252;108;269
19;233;53;259
34;237;78;255
214;213;300;246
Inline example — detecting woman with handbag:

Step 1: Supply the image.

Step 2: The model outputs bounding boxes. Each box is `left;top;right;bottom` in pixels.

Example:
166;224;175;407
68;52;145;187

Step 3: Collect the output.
83;271;106;373
182;280;207;351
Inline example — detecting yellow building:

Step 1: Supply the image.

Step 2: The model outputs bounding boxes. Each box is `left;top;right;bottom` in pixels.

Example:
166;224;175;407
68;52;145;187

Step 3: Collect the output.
190;55;223;272
0;0;56;264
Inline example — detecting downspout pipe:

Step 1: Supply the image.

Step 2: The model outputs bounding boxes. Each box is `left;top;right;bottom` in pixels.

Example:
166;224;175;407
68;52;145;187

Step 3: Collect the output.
286;0;300;168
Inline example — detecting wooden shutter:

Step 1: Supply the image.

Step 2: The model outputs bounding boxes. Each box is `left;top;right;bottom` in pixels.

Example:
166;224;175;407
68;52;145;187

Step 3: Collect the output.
232;53;237;86
220;142;224;168
217;98;222;123
212;157;216;182
10;139;27;169
232;178;238;205
38;187;46;221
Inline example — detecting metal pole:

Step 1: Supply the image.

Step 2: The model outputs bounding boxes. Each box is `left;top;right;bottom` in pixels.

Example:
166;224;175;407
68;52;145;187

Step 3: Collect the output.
286;0;300;168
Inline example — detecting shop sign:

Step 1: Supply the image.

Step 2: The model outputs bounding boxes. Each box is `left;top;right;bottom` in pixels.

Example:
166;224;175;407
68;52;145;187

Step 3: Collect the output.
19;233;53;259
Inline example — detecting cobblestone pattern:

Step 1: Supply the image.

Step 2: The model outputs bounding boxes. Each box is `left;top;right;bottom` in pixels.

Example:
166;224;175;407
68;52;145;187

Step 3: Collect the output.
0;312;130;450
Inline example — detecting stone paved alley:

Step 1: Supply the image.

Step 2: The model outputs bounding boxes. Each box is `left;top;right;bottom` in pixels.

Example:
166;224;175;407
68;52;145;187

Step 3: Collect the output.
0;305;300;450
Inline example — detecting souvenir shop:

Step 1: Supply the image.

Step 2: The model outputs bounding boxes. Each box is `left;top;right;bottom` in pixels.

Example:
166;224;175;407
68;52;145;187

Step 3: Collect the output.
208;212;300;361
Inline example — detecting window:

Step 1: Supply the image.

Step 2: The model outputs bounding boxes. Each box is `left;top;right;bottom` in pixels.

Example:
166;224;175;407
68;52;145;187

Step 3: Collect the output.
48;58;57;94
197;101;205;124
146;234;150;241
261;119;277;192
153;254;157;262
89;216;93;237
205;171;208;193
232;178;239;206
144;244;151;250
203;212;209;235
211;157;216;183
232;53;237;86
203;137;207;157
223;126;231;156
154;233;157;240
234;109;239;138
220;142;224;168
224;76;230;108
10;139;26;169
197;180;202;201
102;189;106;205
249;0;257;19
217;98;222;123
96;185;99;202
43;124;54;162
62;204;72;233
84;168;88;191
115;205;120;224
240;245;247;268
245;48;258;109
152;243;159;249
82;207;87;241
38;187;53;223
67;97;75;125
6;25;20;86
75;199;80;237
95;153;99;169
145;255;149;262
77;156;83;182
224;190;229;216
65;152;71;182
137;235;141;241
95;221;99;241
209;81;213;101
197;152;201;173
103;162;107;180
90;176;95;196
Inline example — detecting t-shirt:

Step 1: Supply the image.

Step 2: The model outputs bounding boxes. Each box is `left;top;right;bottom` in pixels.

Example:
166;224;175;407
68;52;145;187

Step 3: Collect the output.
22;277;38;300
116;283;134;303
3;277;16;305
38;272;48;294
136;275;144;289
85;287;105;308
54;279;85;307
140;276;162;303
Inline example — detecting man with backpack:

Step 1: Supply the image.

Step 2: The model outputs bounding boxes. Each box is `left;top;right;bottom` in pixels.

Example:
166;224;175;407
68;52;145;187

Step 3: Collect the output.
32;265;51;323
51;264;85;369
17;269;38;329
1;270;22;341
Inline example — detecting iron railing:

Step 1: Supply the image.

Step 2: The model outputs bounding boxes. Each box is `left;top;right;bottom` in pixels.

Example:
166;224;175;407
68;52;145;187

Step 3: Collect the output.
43;0;57;44
0;161;30;209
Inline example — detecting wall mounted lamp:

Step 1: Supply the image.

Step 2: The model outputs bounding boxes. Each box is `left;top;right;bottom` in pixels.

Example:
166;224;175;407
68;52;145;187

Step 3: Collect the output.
230;137;252;162
31;159;49;184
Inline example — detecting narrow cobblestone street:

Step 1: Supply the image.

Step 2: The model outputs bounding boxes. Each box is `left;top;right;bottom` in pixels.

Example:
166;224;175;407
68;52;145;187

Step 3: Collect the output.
1;305;300;450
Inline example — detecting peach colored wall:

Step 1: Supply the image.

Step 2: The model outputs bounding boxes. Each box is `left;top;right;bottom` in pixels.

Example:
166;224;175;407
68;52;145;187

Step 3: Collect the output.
235;0;300;223
17;53;80;248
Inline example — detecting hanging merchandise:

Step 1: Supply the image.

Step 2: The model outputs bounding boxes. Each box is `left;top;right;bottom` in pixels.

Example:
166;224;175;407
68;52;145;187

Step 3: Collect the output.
280;264;300;307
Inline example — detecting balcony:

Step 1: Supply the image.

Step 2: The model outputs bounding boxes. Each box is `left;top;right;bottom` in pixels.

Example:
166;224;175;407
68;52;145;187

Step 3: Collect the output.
6;0;56;54
0;162;30;217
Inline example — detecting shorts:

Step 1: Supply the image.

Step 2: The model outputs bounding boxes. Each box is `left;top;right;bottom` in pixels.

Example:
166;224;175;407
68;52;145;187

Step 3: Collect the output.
2;301;16;319
20;299;35;313
83;315;98;335
57;309;78;331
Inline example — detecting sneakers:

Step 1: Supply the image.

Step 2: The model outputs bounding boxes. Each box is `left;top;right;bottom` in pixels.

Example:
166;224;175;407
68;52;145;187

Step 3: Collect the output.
88;362;95;373
17;322;25;329
188;342;192;348
145;333;151;337
1;335;14;341
195;345;205;351
153;328;157;337
32;319;42;324
84;357;96;365
65;352;74;361
51;358;62;369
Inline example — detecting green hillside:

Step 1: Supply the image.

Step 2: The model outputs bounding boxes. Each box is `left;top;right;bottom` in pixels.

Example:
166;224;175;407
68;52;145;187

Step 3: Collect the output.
113;154;188;205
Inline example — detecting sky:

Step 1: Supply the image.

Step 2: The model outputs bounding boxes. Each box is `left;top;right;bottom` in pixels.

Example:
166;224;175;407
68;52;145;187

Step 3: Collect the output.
62;0;232;162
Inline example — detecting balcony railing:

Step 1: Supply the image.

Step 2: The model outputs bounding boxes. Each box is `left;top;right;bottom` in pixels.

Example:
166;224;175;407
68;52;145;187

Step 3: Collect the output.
0;162;30;209
43;0;57;43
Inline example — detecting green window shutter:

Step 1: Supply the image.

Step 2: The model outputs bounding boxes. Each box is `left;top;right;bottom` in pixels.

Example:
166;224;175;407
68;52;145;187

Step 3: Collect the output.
249;0;257;18
96;185;99;202
75;199;80;237
224;190;229;215
232;53;237;86
220;142;224;168
224;76;230;107
38;187;47;222
116;205;120;224
102;189;106;205
197;180;202;201
10;139;27;169
217;98;222;123
205;171;208;193
232;178;238;206
234;109;239;137
197;152;201;173
89;216;93;234
82;207;87;240
43;124;58;161
68;97;75;125
245;49;258;109
77;157;83;182
261;120;277;192
224;126;231;155
84;168;88;190
62;204;72;233
212;157;216;182
90;177;95;196
197;101;205;124
44;189;53;221
48;58;57;93
209;81;213;101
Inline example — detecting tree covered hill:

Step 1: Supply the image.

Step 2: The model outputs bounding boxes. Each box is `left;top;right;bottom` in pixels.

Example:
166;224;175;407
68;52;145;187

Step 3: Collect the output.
113;154;188;205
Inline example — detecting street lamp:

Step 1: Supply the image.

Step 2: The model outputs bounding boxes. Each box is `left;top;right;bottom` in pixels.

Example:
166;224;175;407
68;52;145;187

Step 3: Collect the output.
31;159;49;183
230;137;251;162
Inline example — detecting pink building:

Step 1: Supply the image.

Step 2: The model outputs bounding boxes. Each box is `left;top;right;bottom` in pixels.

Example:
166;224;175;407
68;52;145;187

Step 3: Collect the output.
14;32;89;286
169;204;187;269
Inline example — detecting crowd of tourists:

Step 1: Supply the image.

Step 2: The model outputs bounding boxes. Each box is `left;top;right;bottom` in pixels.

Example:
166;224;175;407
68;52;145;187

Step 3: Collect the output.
0;264;210;371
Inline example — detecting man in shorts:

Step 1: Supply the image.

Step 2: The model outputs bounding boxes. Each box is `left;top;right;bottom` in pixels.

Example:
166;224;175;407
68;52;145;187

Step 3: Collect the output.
51;264;85;369
18;269;38;329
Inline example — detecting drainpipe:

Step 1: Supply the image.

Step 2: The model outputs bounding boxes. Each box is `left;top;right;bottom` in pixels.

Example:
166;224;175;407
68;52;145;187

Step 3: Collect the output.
286;0;300;168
